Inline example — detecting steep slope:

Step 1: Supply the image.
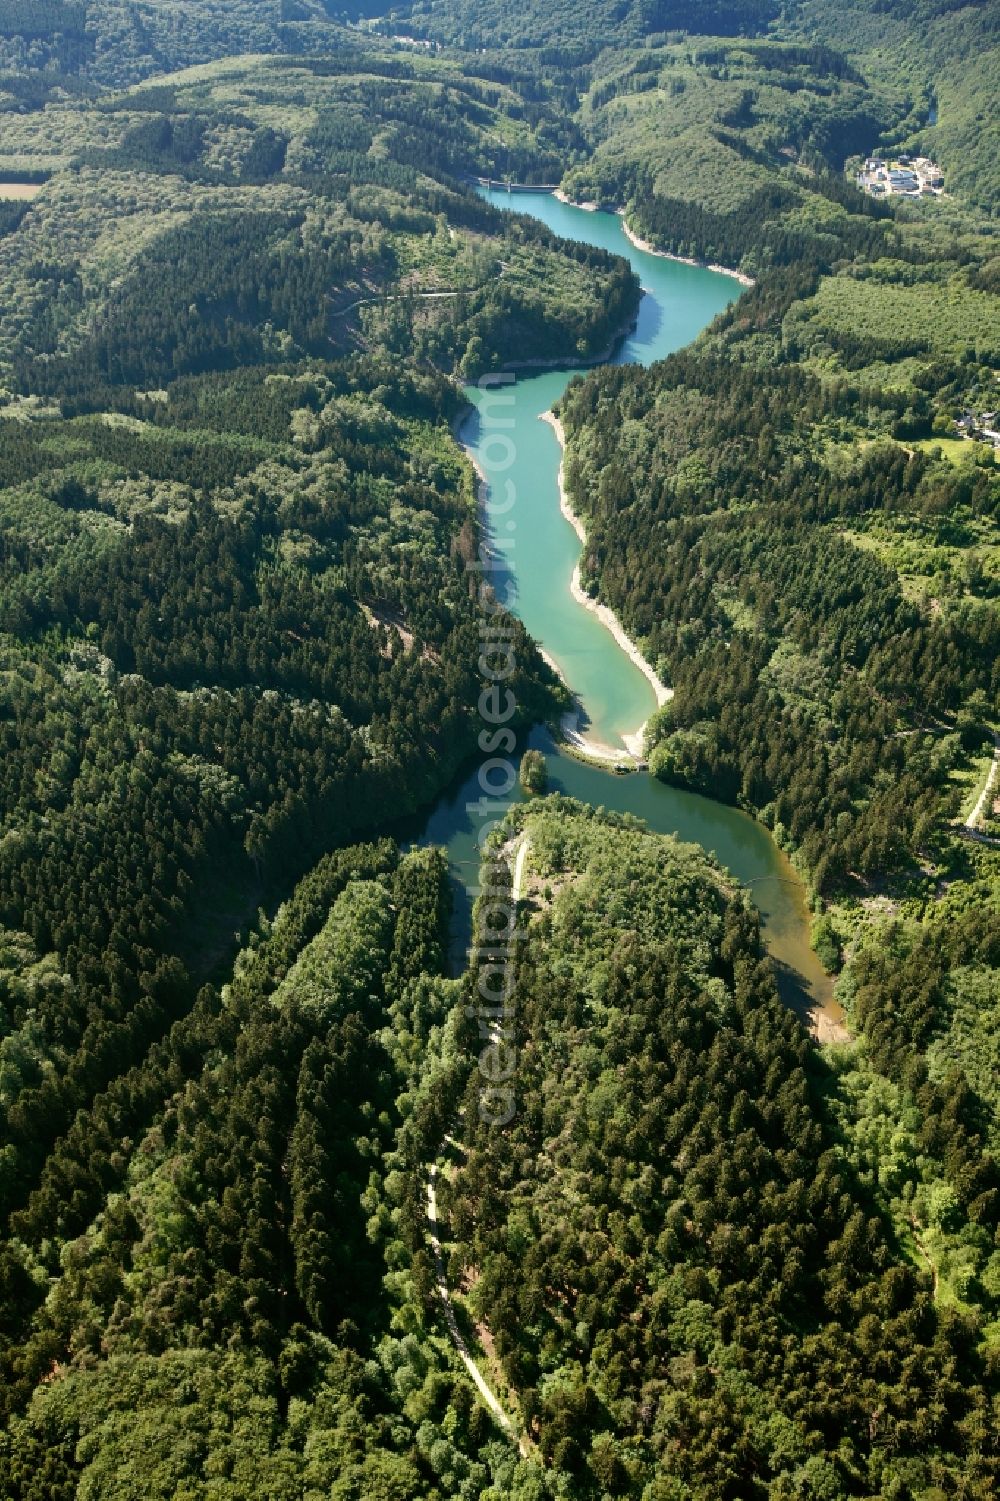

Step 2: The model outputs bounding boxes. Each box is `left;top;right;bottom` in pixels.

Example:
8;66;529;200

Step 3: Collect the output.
359;0;781;54
442;800;997;1495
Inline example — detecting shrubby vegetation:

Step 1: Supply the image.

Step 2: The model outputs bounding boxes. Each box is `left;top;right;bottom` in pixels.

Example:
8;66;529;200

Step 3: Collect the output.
519;747;548;793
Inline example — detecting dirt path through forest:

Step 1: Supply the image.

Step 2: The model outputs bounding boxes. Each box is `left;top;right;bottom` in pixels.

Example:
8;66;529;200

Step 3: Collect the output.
425;837;530;1457
966;732;1000;828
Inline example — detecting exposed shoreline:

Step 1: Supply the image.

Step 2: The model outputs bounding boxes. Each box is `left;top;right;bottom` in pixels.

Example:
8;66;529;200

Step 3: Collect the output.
453;404;670;768
552;187;754;287
0;181;43;201
538;643;638;767
452;408;489;505
554;189;600;212
620;216;755;287
540;410;673;763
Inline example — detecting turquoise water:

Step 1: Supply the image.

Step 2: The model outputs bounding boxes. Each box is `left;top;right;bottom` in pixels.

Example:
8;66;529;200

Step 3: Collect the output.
419;191;840;1030
462;190;738;748
422;727;832;1021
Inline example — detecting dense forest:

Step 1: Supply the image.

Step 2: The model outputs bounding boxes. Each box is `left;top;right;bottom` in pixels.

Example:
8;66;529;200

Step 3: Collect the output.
0;54;637;397
0;0;349;88
542;15;1000;1478
442;801;998;1495
0;355;561;1276
0;0;997;1496
559;354;999;887
362;0;782;55
0;839;525;1497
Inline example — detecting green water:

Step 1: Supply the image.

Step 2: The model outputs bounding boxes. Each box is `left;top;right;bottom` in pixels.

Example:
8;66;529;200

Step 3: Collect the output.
419;190;841;1031
462;190;739;748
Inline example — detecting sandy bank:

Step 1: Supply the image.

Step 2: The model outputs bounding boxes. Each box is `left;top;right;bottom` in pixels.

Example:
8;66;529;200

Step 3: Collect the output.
535;651;637;768
811;1006;851;1046
554;189;599;212
561;709;642;766
619;216;755;287
452;408;490;505
540;410;673;762
0;182;42;200
550;189;754;287
453;407;642;770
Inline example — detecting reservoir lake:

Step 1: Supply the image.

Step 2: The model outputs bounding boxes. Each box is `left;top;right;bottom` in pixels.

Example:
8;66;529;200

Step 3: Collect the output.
418;188;844;1036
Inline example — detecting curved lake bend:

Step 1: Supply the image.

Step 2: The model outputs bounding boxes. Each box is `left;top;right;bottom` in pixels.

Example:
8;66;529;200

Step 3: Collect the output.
419;188;844;1036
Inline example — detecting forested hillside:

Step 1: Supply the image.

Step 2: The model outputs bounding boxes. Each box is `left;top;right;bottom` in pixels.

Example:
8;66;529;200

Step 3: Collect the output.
560;356;999;885
0;0;347;88
360;0;781;54
0;40;639;1492
0;840;524;1497
544;2;1000;1439
0;1;997;1496
0;359;562;1398
790;0;1000;211
0;52;635;395
439;801;997;1495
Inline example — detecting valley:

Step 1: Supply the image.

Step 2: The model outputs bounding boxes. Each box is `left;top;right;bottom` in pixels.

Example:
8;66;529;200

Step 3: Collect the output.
0;3;996;1497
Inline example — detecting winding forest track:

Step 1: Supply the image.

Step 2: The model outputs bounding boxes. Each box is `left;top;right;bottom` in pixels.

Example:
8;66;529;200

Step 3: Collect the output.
425;837;530;1457
966;731;1000;829
511;835;530;904
425;1166;528;1455
332;287;482;319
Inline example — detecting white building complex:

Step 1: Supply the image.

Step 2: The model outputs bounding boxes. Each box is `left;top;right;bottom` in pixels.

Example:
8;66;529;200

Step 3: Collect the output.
856;154;944;198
